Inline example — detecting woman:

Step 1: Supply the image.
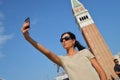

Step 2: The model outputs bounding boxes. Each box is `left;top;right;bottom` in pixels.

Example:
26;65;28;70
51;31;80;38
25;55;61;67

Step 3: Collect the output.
21;19;107;80
114;59;120;78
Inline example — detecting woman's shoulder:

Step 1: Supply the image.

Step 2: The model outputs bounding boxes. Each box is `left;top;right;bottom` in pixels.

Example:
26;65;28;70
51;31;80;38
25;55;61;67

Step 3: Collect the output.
78;49;94;57
78;49;90;53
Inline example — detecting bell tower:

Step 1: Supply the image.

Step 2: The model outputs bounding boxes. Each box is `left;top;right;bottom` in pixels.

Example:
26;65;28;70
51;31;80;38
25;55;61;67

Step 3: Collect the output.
71;0;118;79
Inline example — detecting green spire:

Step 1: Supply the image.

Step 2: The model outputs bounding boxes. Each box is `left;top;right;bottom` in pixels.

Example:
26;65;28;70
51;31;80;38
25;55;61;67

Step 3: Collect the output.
71;0;82;8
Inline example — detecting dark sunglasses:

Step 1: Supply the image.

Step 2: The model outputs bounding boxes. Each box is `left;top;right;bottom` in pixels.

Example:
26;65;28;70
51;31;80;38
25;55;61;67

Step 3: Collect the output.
60;36;71;42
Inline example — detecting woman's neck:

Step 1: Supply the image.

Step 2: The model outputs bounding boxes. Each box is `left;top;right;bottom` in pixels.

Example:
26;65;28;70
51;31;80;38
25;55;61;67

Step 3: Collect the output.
66;48;78;56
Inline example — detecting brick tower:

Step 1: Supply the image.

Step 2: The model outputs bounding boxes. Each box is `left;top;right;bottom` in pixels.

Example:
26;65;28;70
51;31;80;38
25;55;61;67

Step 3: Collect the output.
71;0;118;79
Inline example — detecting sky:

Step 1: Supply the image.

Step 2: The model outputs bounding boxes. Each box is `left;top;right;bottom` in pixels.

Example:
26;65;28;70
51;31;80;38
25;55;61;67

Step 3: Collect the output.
0;0;120;80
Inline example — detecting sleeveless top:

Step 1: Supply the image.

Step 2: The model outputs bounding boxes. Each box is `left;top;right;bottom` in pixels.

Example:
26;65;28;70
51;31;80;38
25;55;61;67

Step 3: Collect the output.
58;49;100;80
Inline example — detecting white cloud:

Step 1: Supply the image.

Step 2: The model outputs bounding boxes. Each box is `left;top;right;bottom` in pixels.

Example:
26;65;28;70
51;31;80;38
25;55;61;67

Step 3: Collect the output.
0;12;13;59
0;24;13;45
0;12;13;45
0;34;13;45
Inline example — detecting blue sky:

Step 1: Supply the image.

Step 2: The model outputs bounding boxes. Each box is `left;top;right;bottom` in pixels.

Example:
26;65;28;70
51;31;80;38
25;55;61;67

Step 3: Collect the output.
0;0;120;80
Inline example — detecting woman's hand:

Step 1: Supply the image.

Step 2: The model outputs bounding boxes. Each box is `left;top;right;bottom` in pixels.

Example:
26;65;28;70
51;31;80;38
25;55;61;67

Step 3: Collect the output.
21;21;30;39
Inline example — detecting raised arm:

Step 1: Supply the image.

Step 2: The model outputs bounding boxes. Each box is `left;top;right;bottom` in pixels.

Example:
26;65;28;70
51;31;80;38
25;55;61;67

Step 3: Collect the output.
21;20;61;66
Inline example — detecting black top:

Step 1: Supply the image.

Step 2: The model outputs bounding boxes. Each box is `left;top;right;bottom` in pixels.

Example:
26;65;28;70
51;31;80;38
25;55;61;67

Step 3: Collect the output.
114;64;120;78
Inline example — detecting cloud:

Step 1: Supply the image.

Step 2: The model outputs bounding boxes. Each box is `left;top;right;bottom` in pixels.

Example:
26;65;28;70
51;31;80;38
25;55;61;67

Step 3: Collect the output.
0;24;13;45
0;12;13;45
0;12;13;59
0;34;13;45
0;26;13;45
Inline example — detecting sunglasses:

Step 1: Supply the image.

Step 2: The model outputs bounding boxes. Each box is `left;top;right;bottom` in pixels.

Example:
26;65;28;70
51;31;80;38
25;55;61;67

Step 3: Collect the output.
60;36;71;42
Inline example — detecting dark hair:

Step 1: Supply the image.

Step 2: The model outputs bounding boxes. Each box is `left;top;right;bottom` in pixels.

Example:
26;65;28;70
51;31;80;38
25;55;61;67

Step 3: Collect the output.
60;32;85;51
114;59;118;63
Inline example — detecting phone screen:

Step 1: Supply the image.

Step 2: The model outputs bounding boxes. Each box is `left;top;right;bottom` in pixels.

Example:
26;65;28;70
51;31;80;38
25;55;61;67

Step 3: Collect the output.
24;17;30;29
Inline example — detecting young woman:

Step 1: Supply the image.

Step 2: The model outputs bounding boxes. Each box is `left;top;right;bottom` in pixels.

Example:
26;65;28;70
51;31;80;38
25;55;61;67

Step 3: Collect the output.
21;19;107;80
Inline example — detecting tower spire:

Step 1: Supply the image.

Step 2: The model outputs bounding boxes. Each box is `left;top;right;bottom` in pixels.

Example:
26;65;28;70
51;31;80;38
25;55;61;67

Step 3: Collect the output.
71;0;82;8
71;0;94;29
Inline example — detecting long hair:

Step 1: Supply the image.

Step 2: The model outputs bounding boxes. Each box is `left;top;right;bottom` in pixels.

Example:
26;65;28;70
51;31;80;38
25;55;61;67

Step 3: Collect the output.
60;32;85;51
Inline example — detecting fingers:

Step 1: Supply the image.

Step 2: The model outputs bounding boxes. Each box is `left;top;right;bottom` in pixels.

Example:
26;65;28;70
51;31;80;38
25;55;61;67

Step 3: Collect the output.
21;22;30;33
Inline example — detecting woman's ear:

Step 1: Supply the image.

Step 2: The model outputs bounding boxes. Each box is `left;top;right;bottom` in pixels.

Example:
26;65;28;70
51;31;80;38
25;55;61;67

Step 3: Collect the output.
72;39;76;45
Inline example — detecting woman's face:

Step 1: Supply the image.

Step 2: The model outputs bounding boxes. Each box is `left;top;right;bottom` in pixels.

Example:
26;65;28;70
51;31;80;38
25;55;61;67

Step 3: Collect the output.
61;33;75;50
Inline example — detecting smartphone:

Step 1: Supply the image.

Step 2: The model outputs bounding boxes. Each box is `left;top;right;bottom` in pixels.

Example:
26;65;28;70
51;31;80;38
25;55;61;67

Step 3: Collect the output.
24;17;30;29
24;17;30;22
